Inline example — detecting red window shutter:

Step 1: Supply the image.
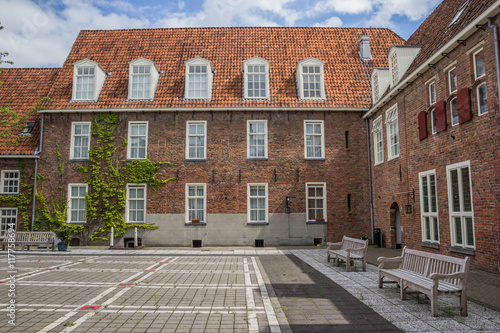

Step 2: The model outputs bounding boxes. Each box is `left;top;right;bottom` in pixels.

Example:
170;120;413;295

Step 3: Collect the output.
435;100;447;132
457;87;472;124
418;111;428;140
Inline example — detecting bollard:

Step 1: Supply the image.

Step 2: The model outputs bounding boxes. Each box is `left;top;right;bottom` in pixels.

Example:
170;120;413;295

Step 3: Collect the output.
134;228;138;248
110;227;114;248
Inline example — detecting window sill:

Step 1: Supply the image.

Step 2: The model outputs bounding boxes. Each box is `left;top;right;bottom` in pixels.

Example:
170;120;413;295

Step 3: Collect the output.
420;241;440;250
69;159;89;162
127;98;153;102
449;246;475;256
387;155;399;162
126;222;145;225
306;221;327;225
247;158;268;161
186;159;207;162
374;161;384;166
67;222;86;225
0;193;19;196
247;222;269;226
126;159;147;162
305;158;325;161
185;222;207;226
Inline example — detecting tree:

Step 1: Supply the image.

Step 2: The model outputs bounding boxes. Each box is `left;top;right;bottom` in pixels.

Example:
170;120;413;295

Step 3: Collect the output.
0;22;13;68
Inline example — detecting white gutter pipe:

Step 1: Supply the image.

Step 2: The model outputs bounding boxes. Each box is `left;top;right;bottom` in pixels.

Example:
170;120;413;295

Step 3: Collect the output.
488;18;500;112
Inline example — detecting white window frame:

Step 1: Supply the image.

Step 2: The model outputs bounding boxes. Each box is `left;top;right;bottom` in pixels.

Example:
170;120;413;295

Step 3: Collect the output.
72;59;106;102
70;122;91;160
67;183;87;224
477;82;488;116
186;121;207;160
448;67;457;94
450;97;459;126
1;170;20;195
372;116;383;165
304;120;325;159
247;183;268;223
473;48;485;80
126;184;147;223
185;183;206;223
127;121;148;160
430;109;437;134
184;58;213;100
297;58;326;100
305;182;327;222
419;170;439;243
247;120;268;159
429;81;436;105
128;58;159;101
446;160;474;249
243;57;270;100
0;208;17;238
385;106;399;160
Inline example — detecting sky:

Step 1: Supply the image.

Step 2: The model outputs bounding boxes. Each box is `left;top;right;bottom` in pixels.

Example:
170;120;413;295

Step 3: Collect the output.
0;0;442;68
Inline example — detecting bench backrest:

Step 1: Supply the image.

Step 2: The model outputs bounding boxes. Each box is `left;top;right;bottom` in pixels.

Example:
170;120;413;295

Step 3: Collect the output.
340;236;369;252
16;232;55;242
400;247;470;287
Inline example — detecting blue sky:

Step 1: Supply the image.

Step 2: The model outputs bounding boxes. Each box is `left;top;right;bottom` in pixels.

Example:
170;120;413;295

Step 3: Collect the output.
1;0;442;68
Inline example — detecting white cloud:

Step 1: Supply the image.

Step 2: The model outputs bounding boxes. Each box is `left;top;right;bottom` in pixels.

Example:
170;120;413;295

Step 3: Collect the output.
312;16;343;27
307;0;373;17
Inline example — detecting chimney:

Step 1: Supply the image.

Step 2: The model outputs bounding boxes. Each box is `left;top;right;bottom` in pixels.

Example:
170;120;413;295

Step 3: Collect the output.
359;36;372;60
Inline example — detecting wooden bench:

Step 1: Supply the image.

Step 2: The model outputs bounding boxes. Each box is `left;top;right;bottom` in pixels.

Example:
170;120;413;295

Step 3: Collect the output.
378;247;470;316
0;231;55;251
326;236;369;272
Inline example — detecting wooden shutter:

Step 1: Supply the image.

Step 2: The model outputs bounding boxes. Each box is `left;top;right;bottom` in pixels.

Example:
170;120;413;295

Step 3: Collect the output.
435;100;447;132
418;111;428;140
457;87;472;124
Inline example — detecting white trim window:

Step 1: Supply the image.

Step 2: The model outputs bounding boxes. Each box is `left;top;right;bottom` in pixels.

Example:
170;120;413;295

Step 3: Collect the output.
0;208;17;237
126;184;146;223
429;81;436;105
244;57;270;99
247;183;268;223
128;58;159;100
385;106;399;160
297;58;325;100
372;116;383;165
186;121;207;160
304;120;325;159
186;183;206;223
477;83;487;115
419;170;439;243
1;171;20;194
127;122;148;160
70;122;91;160
72;59;106;102
473;48;485;80
68;184;87;223
450;97;459;126
430;109;437;134
447;161;474;248
390;51;398;86
185;58;213;100
247;120;267;159
306;183;326;222
448;67;457;94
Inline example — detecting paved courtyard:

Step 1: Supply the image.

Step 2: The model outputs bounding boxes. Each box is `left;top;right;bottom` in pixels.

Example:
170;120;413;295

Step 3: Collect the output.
0;249;499;332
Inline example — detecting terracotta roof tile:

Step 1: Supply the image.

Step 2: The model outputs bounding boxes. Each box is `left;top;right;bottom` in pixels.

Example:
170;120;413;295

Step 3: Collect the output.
0;68;59;156
47;27;404;111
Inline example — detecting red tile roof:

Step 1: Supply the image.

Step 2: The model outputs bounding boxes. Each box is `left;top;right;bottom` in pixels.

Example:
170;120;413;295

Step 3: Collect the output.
0;68;59;156
46;27;404;111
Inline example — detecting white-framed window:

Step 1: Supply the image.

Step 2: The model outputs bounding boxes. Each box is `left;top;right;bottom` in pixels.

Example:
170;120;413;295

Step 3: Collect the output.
385;106;399;160
128;58;159;100
185;58;213;100
72;59;106;102
0;208;17;237
429;81;436;105
247;183;268;223
372;116;383;165
390;51;398;86
70;122;91;160
1;171;19;194
244;57;270;99
297;58;325;100
477;83;487;115
419;170;439;243
447;161;474;248
247;120;267;159
430;109;437;134
186;121;207;160
448;67;457;94
127;122;148;160
68;184;87;223
473;49;485;80
185;183;206;223
306;183;326;222
304;120;325;159
450;97;459;126
126;184;146;223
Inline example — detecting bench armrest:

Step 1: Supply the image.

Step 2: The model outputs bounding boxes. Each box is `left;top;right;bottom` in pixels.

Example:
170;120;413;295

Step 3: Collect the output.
377;256;403;269
326;242;342;250
344;247;365;254
429;272;466;280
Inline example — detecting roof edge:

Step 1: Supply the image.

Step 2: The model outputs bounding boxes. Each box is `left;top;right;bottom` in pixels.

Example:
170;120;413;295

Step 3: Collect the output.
40;107;369;113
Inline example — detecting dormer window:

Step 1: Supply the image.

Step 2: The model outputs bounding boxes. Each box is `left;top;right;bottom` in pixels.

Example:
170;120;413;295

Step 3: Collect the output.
297;58;325;100
20;121;35;135
128;58;159;100
243;57;270;100
72;59;106;102
372;71;379;102
185;58;213;100
390;51;398;86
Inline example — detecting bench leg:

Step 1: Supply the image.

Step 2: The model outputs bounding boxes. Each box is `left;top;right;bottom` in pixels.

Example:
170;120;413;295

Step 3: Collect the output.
378;273;383;288
400;281;407;300
346;260;350;272
430;288;438;317
362;259;366;272
460;292;467;316
335;255;340;267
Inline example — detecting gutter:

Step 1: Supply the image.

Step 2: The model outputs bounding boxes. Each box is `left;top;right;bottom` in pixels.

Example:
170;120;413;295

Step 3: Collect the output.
363;0;500;119
488;18;500;112
0;155;40;159
366;119;374;242
40;106;369;113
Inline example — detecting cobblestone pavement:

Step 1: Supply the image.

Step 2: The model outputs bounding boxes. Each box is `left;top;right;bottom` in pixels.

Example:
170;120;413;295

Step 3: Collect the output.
0;248;498;332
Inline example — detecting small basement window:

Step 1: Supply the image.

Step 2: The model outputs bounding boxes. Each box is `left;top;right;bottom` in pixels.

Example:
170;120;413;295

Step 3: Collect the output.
192;240;202;248
20;121;35;135
255;239;264;247
124;238;141;248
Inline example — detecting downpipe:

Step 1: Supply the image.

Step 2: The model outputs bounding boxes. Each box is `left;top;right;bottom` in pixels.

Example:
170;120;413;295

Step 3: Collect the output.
488;18;500;112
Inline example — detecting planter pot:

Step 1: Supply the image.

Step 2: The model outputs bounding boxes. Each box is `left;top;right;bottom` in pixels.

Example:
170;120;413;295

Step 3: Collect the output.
315;218;325;222
57;243;68;251
191;219;200;223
